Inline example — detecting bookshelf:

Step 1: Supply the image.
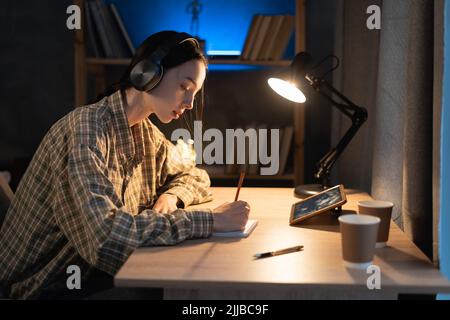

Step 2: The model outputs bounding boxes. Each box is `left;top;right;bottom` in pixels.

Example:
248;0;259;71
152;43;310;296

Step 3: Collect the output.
74;0;306;185
86;57;292;66
198;165;295;180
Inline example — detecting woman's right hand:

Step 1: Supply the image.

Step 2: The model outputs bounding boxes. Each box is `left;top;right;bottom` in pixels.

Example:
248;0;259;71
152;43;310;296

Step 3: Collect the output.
212;200;250;232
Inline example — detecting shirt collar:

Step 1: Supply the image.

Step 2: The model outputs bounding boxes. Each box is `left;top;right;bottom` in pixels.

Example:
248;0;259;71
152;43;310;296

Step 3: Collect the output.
107;89;145;166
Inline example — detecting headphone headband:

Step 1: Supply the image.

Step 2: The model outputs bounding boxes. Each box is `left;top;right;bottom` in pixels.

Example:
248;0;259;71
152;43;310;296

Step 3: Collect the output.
160;32;199;53
130;32;200;92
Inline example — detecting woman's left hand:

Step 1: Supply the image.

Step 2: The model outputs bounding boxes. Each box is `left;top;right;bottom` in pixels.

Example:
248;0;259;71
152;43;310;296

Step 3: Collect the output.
152;194;179;213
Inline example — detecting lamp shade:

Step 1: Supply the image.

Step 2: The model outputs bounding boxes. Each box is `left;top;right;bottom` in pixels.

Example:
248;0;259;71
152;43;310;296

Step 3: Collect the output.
267;77;306;103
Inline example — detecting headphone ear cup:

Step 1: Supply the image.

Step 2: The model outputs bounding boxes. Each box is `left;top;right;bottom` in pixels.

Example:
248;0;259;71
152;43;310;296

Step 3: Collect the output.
130;60;163;91
143;64;163;91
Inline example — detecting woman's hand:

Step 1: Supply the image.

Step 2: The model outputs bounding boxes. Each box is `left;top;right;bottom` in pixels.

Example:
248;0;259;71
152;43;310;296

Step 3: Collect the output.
152;194;179;214
212;200;250;232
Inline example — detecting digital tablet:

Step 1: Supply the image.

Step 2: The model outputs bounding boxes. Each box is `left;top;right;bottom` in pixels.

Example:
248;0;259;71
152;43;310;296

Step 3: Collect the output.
289;184;347;225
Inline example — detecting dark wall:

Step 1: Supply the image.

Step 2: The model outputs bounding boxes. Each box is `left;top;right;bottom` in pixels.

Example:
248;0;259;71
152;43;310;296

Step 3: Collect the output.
303;0;338;184
0;0;74;186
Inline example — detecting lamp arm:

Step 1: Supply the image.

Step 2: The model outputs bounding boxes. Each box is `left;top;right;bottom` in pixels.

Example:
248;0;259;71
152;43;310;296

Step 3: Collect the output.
305;75;368;186
314;120;365;183
306;75;359;118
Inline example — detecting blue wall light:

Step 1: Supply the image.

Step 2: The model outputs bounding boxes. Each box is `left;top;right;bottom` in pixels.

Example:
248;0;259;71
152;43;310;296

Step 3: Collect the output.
105;0;295;69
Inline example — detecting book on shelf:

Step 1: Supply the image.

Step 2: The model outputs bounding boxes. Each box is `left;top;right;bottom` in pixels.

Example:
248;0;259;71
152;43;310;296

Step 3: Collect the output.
248;123;268;176
98;0;132;57
109;3;135;55
84;0;101;57
262;15;285;61
88;0;113;57
85;0;134;58
225;133;238;175
240;15;262;60
278;125;294;175
237;126;248;175
240;14;295;62
248;15;272;61
270;15;295;61
224;124;262;176
257;15;281;61
239;123;258;174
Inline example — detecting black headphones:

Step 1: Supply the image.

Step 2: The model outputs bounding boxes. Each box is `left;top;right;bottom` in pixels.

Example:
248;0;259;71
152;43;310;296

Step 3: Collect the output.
130;32;200;92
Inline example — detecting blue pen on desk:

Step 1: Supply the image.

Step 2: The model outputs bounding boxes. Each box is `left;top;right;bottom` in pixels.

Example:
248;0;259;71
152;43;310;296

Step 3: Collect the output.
254;245;304;259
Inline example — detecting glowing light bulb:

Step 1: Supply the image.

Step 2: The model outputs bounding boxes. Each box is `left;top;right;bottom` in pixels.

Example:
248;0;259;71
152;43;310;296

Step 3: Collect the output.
267;78;306;103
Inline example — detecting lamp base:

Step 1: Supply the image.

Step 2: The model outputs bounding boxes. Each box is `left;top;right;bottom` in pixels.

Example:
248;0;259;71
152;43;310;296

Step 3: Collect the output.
294;184;327;199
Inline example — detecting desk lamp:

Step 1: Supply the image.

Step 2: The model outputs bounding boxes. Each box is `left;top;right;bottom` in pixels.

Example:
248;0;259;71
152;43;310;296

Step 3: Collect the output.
268;52;368;198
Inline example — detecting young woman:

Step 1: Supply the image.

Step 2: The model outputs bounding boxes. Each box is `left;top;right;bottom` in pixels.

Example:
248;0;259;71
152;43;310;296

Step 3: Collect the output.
0;31;250;299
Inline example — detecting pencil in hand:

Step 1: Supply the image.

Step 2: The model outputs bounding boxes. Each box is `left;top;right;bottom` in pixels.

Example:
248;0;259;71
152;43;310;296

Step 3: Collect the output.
234;171;245;201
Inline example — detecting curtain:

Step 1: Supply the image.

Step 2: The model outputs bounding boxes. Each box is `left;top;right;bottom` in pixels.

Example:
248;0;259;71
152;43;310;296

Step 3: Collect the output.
332;0;441;260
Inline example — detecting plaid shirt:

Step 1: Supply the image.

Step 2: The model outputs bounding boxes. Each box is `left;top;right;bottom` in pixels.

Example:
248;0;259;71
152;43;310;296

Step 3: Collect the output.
0;90;213;299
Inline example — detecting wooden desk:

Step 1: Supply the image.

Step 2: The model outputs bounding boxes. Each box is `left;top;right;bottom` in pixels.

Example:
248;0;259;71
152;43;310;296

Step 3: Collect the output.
115;187;450;299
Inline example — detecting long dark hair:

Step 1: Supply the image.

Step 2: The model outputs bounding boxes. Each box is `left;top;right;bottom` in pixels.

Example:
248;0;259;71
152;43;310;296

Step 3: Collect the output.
95;30;208;131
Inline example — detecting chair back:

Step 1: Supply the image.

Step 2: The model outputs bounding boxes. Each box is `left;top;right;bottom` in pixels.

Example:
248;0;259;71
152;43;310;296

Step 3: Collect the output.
0;172;14;228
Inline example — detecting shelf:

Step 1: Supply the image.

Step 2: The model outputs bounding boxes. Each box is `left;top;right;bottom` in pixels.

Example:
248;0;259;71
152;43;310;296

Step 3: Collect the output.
209;173;294;181
86;57;130;65
209;59;291;66
86;57;291;67
198;165;294;181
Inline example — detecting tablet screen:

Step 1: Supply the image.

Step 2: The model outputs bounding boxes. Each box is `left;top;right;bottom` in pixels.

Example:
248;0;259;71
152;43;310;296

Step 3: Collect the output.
293;185;344;219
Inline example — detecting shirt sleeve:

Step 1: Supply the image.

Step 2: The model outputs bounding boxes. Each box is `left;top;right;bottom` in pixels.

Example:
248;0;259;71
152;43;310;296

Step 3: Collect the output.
157;137;213;208
54;143;213;276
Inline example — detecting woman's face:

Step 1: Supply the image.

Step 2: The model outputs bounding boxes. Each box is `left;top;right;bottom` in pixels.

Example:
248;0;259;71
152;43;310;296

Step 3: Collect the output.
148;59;206;123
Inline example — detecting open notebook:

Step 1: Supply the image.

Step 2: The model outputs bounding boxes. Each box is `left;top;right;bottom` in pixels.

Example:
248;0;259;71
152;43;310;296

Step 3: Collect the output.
212;219;258;238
